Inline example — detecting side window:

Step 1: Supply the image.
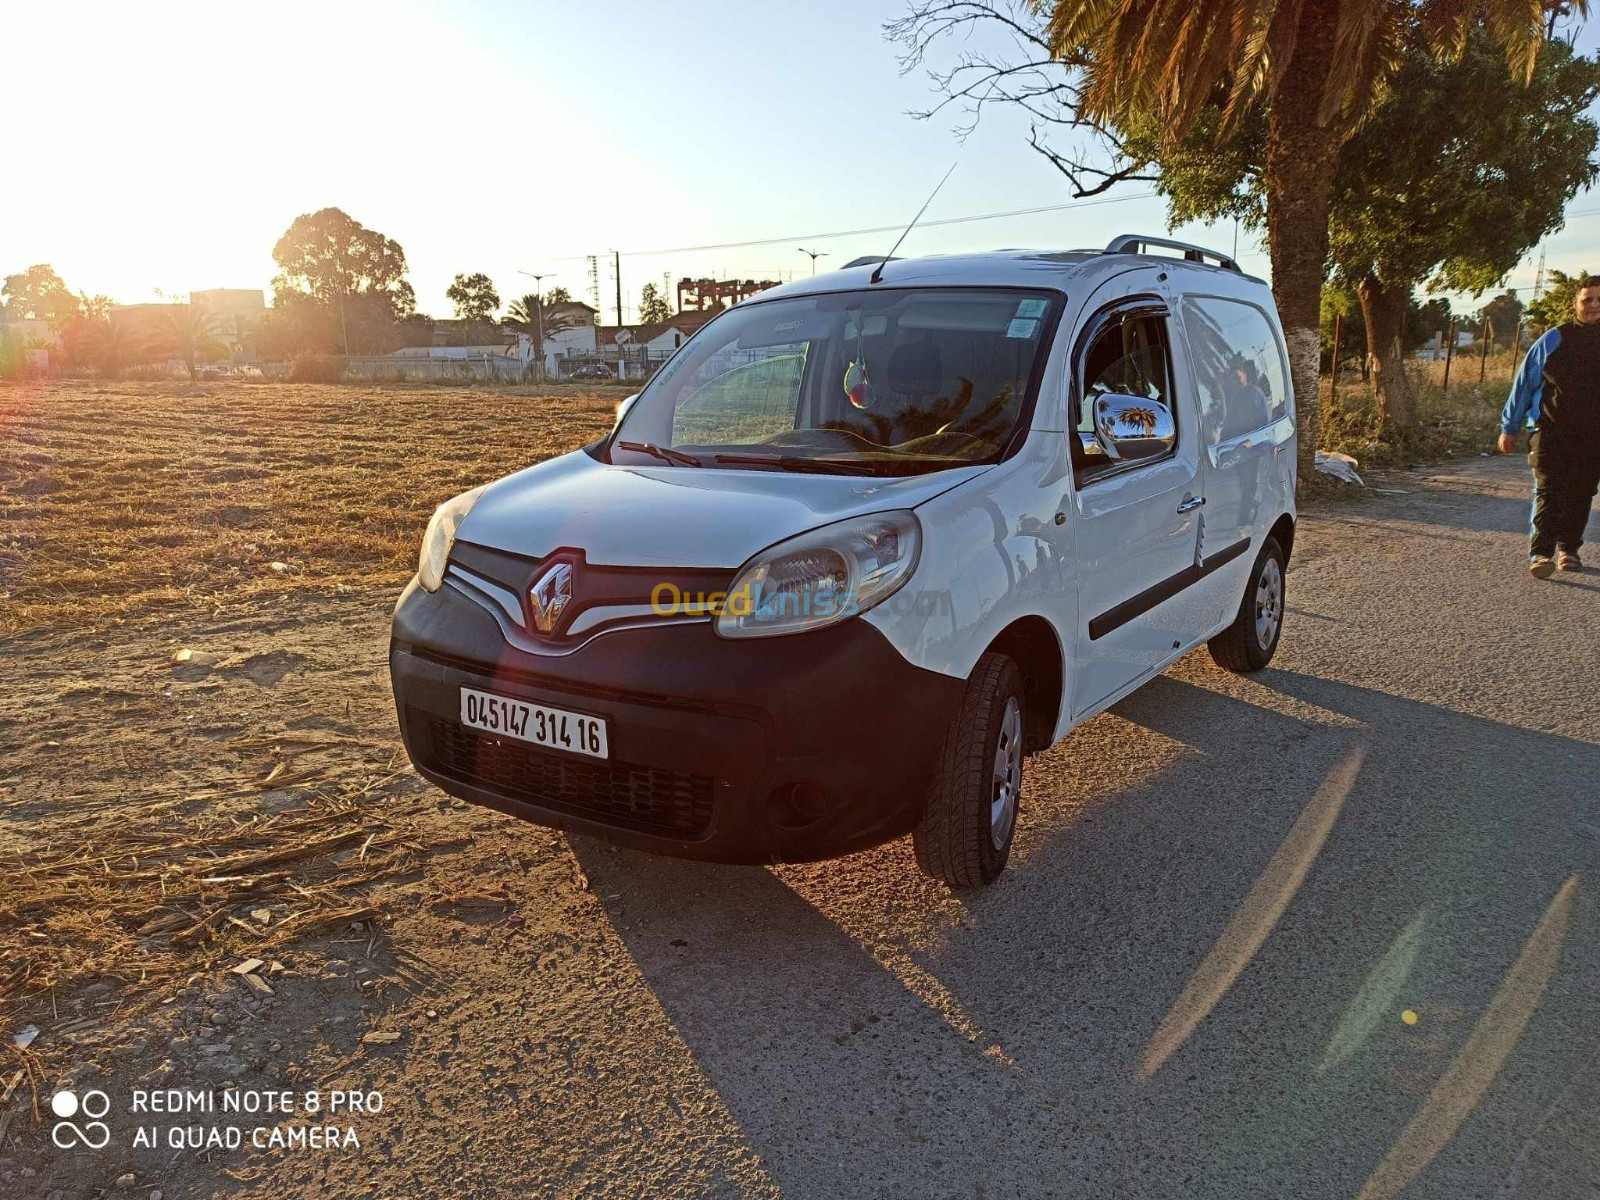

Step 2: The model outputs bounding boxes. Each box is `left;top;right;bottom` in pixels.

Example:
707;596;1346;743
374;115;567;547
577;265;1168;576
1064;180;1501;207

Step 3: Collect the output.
1181;297;1288;447
1074;309;1176;484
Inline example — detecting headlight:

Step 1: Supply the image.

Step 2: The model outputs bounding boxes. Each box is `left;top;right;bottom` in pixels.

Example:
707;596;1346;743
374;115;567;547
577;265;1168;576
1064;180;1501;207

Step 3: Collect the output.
715;511;921;639
417;486;486;592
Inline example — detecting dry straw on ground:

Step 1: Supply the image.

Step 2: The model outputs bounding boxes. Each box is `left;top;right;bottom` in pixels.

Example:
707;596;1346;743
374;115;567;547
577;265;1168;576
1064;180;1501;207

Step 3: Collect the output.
0;379;620;1023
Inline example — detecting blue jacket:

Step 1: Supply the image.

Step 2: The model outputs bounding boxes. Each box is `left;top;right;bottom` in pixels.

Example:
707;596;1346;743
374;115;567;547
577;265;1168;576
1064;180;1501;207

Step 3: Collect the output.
1501;328;1559;435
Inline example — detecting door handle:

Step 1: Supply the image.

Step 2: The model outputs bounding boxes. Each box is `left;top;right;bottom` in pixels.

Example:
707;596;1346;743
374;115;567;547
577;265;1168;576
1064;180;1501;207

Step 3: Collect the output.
1176;496;1205;512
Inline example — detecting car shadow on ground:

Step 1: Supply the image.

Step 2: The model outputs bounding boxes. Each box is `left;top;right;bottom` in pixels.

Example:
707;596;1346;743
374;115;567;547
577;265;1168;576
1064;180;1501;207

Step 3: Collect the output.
573;670;1598;1200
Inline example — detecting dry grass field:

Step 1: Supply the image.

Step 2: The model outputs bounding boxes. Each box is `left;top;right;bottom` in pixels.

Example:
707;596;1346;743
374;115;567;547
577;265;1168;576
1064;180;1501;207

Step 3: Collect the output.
0;380;620;637
0;381;623;1142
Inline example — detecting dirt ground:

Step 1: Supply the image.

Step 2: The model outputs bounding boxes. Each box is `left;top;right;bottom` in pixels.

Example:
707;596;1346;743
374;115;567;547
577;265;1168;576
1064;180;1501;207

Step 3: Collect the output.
0;381;635;1198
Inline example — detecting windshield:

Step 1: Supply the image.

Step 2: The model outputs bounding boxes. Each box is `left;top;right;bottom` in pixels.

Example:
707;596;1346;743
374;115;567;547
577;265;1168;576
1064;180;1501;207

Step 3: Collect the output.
610;287;1061;476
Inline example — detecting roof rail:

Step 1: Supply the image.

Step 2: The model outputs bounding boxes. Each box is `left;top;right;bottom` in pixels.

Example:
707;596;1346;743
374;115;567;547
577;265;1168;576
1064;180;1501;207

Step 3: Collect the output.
843;255;901;270
1104;234;1240;273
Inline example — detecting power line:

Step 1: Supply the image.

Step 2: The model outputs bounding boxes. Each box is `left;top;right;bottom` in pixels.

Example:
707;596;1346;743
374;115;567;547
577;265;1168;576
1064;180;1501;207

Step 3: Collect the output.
550;190;1161;261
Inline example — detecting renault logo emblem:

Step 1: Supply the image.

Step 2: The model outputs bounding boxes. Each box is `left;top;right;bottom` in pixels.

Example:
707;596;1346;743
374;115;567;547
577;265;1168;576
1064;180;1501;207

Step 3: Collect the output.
527;560;573;634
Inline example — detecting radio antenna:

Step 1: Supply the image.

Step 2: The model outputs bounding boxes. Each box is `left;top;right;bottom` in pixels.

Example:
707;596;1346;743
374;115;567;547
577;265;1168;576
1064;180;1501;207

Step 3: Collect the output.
870;163;957;284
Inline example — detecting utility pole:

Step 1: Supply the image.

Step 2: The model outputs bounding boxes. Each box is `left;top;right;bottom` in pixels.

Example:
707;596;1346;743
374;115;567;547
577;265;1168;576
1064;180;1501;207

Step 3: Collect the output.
613;250;623;328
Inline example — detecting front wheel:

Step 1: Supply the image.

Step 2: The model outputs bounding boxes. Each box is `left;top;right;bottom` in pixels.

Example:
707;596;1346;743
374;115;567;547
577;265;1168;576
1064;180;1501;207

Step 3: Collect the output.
1208;536;1286;674
913;653;1025;889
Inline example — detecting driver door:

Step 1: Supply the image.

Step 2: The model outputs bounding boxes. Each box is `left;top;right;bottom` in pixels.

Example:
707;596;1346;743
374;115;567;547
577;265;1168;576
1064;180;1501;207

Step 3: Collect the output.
1067;273;1205;716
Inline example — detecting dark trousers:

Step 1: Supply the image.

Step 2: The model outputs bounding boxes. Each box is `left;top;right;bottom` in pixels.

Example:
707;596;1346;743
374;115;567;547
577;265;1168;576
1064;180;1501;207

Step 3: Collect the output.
1530;454;1600;558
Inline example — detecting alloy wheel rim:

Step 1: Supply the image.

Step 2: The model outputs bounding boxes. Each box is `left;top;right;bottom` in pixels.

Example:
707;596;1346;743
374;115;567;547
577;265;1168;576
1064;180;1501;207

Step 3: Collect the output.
1255;558;1283;649
991;698;1023;851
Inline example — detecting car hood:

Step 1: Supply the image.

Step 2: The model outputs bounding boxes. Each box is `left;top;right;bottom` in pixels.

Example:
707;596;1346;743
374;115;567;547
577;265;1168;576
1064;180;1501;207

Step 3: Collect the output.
455;449;988;568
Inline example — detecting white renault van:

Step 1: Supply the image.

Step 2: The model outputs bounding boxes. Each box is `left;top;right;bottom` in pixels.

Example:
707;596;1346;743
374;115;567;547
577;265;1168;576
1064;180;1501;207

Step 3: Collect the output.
390;235;1296;888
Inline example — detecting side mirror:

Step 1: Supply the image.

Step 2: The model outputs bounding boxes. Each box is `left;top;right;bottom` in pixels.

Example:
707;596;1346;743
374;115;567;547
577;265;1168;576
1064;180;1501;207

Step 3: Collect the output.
613;393;640;430
1092;393;1175;463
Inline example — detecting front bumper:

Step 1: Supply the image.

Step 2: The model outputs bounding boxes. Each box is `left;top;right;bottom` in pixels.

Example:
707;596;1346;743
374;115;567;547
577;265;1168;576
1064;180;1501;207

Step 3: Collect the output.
389;577;965;864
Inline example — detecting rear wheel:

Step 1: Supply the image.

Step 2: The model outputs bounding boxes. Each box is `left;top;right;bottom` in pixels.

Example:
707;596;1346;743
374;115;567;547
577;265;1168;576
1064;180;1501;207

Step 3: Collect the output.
1208;537;1286;674
913;653;1024;888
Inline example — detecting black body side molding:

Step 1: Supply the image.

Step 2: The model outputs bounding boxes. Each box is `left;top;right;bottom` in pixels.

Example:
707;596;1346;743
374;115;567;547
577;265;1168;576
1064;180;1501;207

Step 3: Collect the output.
1088;538;1252;641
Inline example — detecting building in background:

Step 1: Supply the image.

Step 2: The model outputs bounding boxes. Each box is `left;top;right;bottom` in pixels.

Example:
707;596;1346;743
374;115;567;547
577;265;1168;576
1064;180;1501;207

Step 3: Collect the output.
190;288;264;351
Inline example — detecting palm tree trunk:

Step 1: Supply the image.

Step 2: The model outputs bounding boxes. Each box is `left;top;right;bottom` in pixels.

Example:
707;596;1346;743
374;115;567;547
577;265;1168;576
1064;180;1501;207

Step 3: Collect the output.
1263;0;1344;492
1355;274;1419;439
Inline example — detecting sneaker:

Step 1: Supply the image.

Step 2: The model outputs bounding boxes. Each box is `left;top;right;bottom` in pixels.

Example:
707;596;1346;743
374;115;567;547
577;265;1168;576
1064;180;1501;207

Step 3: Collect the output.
1557;551;1583;572
1529;555;1557;579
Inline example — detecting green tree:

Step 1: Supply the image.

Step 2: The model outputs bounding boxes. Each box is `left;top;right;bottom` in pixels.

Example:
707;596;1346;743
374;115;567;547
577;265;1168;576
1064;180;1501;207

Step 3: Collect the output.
1052;1;1555;457
270;208;417;354
504;293;578;379
1526;267;1594;332
446;272;500;344
1126;31;1597;438
251;293;340;360
155;304;228;381
1329;36;1598;435
84;318;152;380
1477;290;1527;349
2;265;79;326
895;0;1557;478
1320;283;1364;376
544;286;572;305
638;282;671;323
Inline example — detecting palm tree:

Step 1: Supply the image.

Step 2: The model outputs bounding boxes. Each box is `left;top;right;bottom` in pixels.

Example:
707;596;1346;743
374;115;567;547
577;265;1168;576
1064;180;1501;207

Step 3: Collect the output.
504;293;578;379
83;319;152;380
1048;0;1556;484
156;304;227;381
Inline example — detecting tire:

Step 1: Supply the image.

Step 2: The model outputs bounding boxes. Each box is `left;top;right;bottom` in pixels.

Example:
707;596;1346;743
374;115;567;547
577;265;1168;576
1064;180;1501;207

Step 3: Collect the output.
913;653;1025;889
1208;536;1286;674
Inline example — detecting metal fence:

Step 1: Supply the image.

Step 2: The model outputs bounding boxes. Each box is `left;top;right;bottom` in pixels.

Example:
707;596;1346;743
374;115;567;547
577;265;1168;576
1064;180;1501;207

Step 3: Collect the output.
340;354;530;381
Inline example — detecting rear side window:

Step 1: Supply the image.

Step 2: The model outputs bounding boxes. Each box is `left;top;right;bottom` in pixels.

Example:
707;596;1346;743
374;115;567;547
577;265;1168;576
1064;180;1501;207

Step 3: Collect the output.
1181;297;1288;444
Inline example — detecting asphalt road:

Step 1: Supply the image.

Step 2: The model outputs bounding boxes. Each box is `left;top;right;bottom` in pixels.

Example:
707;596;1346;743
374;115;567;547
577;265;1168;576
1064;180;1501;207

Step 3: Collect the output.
539;453;1600;1200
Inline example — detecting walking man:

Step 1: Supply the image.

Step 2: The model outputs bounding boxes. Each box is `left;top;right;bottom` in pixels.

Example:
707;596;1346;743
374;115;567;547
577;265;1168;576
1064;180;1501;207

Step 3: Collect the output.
1499;277;1600;577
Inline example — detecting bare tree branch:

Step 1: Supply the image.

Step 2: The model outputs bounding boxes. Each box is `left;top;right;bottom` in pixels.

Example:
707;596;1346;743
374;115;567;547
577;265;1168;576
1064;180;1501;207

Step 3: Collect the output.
884;0;1150;198
1027;126;1160;196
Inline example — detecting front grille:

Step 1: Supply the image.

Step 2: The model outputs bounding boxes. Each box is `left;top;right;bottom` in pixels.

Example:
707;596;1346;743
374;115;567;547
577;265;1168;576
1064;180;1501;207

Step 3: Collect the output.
411;709;715;839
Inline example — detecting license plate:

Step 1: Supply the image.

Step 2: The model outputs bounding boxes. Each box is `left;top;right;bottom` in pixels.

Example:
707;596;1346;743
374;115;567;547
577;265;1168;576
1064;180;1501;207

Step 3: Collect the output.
459;687;609;760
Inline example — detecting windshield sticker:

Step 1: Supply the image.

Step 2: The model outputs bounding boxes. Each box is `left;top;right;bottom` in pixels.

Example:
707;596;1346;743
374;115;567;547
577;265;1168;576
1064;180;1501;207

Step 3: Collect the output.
1005;317;1040;339
1014;298;1048;319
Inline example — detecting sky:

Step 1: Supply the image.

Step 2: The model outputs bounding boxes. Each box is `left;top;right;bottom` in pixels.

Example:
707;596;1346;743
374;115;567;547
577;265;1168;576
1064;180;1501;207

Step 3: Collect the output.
5;0;1600;324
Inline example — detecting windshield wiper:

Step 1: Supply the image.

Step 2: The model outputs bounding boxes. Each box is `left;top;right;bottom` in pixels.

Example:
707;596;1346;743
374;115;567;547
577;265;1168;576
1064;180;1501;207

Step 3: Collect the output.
712;453;882;476
617;440;703;468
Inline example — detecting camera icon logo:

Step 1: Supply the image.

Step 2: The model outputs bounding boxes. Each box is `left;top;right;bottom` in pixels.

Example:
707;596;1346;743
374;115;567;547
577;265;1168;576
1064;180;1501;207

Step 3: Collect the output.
50;1090;111;1150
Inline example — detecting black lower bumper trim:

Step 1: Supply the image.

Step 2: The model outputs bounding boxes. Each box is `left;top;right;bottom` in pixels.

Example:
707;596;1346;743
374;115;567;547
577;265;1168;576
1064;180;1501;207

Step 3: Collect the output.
409;708;714;838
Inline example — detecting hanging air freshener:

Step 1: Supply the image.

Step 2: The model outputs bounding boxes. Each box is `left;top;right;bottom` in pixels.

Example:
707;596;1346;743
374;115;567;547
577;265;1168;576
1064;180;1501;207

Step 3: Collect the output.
844;357;873;409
